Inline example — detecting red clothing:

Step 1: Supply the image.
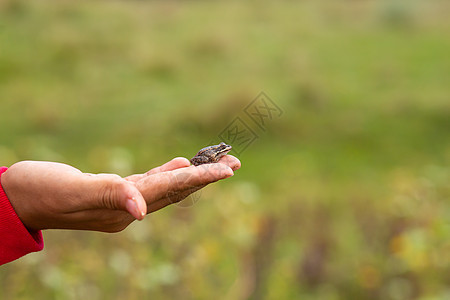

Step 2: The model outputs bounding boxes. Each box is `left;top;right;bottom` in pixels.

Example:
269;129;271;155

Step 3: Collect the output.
0;167;44;265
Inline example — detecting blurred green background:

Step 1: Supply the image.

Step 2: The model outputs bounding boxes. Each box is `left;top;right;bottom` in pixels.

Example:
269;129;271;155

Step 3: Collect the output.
0;0;449;299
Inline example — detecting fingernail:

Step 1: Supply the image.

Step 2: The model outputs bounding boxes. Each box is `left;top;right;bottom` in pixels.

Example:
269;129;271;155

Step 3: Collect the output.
126;198;140;219
133;197;146;220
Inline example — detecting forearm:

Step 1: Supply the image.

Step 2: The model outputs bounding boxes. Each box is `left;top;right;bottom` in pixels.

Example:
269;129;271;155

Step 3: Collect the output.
0;167;44;265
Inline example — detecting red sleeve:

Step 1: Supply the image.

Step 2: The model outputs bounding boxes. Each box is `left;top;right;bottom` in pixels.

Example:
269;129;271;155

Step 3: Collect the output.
0;167;44;265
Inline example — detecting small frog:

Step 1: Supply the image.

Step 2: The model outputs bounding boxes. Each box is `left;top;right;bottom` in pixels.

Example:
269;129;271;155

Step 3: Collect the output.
190;142;232;166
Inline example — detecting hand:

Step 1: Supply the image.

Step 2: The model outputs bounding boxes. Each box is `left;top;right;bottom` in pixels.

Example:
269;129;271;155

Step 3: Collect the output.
1;156;240;233
126;155;240;214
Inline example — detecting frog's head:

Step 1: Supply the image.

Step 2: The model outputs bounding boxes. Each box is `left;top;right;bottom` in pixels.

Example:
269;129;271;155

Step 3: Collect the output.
216;142;232;154
209;142;232;162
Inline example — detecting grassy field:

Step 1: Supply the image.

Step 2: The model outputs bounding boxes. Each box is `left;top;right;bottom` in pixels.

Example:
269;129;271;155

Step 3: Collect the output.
0;0;449;299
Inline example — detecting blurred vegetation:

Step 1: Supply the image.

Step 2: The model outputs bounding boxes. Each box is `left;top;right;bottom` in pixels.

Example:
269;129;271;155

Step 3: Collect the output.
0;0;449;299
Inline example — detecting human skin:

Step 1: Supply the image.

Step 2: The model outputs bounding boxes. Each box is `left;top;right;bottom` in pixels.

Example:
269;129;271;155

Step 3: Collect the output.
1;156;240;233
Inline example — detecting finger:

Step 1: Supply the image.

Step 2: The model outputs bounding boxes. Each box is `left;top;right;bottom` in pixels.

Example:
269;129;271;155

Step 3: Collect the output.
146;185;204;213
217;155;241;171
145;157;191;176
136;164;233;204
125;157;191;182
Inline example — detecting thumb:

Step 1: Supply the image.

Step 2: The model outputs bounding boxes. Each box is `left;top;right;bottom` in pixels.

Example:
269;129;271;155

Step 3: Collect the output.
122;182;147;220
93;174;147;220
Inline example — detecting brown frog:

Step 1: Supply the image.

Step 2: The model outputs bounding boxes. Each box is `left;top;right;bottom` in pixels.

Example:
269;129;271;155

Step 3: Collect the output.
190;142;232;166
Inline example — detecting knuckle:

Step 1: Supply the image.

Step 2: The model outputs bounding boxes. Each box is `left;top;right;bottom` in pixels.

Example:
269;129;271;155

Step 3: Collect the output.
99;179;127;210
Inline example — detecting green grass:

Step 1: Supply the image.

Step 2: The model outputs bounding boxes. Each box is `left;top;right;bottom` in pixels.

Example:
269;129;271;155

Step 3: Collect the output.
0;0;449;299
